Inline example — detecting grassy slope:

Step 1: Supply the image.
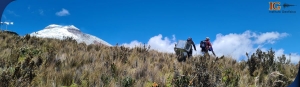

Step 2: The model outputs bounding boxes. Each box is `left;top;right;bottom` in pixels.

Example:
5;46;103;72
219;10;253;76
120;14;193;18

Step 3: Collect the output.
0;31;299;87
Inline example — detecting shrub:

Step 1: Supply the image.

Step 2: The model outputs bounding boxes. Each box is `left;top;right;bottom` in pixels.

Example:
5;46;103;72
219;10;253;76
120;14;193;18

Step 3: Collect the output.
122;76;135;87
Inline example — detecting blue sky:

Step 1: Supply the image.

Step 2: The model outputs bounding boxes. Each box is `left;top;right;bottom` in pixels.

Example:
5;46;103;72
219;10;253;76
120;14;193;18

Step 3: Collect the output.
1;0;300;62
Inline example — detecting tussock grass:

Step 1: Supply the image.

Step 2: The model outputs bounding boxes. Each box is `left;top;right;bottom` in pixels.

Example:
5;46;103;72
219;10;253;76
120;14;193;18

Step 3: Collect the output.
0;31;298;87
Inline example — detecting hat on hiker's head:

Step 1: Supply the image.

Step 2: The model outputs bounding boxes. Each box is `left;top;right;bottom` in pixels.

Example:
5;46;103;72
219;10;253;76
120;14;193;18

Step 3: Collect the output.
206;37;210;40
188;37;192;40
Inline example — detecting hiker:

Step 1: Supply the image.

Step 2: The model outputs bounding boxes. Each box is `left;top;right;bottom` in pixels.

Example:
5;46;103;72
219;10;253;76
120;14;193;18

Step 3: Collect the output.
187;37;196;58
200;37;215;57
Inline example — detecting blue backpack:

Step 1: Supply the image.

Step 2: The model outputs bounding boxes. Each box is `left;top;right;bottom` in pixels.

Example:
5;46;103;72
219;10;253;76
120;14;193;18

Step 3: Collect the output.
200;40;206;48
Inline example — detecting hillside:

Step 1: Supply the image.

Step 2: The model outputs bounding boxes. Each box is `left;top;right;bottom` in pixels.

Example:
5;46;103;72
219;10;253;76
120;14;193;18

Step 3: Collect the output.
0;31;299;87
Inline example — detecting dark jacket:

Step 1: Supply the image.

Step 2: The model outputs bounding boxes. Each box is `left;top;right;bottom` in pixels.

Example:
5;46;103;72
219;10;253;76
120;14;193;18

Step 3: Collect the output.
187;39;196;50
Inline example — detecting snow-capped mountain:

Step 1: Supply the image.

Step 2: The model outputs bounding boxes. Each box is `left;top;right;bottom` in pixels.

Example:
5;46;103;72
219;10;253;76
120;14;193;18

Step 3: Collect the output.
30;24;112;46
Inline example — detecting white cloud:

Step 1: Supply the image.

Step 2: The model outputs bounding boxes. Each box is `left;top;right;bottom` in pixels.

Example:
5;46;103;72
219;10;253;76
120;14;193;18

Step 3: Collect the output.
210;31;255;59
275;49;300;63
172;34;176;41
275;49;285;56
122;34;176;53
254;32;288;44
147;34;176;53
121;31;300;64
122;40;143;48
290;53;300;63
55;8;70;16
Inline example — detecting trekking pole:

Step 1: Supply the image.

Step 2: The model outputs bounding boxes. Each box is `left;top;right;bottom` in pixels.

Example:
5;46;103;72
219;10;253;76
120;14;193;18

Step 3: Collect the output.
212;50;216;56
210;47;216;57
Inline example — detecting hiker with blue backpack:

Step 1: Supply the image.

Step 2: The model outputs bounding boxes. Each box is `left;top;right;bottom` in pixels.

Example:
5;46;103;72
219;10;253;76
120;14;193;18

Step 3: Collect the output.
200;37;216;57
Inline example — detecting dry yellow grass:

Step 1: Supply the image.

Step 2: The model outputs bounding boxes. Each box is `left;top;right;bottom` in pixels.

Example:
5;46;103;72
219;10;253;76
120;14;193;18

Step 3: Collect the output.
0;31;298;87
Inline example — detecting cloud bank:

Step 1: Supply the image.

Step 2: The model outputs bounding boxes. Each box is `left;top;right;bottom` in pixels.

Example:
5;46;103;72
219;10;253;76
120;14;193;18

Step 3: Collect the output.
56;8;70;16
121;30;299;64
122;34;176;53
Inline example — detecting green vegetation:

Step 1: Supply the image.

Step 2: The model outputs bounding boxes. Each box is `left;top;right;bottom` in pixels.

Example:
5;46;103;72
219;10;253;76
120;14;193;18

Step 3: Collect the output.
0;31;298;87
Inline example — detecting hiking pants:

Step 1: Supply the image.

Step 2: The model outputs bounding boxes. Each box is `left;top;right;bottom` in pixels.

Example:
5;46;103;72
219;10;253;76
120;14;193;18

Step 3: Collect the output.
188;49;193;58
201;48;210;57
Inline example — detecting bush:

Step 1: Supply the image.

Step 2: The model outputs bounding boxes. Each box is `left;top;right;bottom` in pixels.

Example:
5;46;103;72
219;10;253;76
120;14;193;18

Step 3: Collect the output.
122;76;135;87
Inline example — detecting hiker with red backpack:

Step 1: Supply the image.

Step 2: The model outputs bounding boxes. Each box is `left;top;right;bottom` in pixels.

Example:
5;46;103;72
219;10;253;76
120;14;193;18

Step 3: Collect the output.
200;37;216;57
